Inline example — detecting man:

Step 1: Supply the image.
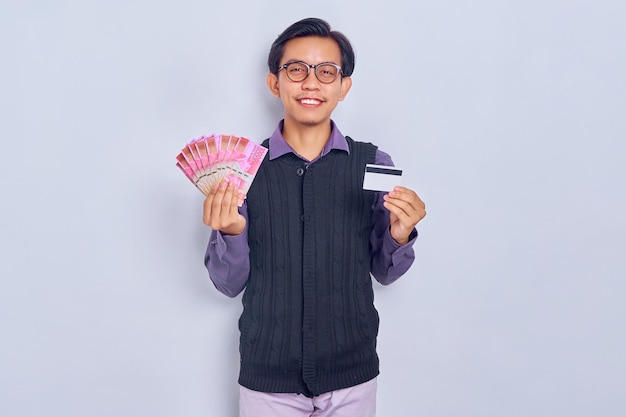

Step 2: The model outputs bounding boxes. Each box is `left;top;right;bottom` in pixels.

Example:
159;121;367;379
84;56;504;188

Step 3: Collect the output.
203;17;426;417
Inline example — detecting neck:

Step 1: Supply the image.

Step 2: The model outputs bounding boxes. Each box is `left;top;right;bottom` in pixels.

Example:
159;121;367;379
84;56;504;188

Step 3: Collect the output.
282;119;332;161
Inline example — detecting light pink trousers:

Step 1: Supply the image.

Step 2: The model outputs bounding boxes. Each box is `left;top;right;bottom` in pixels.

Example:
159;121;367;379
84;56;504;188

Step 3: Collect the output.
239;378;377;417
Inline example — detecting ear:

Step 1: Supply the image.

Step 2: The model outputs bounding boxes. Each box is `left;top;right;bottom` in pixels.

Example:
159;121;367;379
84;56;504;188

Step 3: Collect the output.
339;76;352;101
266;73;280;98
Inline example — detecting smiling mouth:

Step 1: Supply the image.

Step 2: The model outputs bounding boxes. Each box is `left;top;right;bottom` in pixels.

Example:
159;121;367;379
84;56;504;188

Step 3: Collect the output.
299;98;322;105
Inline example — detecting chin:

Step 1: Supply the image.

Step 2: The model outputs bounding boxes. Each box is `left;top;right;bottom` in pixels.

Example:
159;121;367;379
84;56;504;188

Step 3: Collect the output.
298;117;326;127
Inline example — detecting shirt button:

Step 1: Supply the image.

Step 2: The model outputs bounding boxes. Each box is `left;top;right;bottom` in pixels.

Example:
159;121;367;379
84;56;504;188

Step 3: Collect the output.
296;168;305;176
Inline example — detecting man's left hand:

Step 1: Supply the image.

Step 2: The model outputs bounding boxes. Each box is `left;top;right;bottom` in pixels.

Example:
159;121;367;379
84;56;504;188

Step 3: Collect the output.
383;186;426;245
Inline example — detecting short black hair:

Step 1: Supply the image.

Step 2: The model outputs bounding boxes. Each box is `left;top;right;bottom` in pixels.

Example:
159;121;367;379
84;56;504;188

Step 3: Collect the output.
267;17;355;77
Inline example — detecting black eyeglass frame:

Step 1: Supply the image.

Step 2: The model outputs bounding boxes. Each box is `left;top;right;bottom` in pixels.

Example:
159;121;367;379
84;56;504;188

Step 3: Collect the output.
277;61;343;84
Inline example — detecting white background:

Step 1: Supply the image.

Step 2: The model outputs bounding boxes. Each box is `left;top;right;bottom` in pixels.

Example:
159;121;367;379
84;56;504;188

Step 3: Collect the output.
1;1;625;416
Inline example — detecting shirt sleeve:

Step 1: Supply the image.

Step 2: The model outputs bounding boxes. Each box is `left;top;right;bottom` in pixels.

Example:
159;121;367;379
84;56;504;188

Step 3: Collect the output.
369;149;418;285
204;203;250;297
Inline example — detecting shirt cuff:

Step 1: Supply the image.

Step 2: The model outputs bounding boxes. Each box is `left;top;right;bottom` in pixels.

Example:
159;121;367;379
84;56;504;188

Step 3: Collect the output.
384;228;417;261
214;229;248;260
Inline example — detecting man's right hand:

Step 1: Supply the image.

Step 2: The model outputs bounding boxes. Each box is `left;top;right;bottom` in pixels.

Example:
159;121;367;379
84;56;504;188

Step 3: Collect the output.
203;180;246;235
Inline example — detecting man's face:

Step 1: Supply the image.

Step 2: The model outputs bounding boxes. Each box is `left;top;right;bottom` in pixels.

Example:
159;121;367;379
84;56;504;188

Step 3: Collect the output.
267;36;352;129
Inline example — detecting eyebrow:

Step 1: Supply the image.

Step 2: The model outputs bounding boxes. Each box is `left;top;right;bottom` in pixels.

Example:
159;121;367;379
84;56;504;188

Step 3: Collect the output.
282;59;340;66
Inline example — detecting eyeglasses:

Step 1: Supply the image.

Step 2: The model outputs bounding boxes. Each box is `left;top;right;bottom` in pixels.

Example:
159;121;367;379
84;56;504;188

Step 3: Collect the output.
278;61;343;84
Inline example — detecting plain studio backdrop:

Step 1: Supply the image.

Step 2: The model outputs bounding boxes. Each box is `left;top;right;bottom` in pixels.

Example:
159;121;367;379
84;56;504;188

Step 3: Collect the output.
1;1;624;416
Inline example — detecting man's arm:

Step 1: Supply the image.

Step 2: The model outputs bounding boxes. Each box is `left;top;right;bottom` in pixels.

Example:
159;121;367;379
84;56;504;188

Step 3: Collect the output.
203;181;250;297
370;150;426;285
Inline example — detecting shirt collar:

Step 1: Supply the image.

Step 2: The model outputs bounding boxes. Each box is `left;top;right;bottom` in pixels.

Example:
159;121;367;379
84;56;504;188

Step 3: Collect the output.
268;120;350;161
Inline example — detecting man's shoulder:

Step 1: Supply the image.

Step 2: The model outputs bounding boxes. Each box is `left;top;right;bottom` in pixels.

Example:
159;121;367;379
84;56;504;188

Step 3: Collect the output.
344;135;378;149
344;136;393;166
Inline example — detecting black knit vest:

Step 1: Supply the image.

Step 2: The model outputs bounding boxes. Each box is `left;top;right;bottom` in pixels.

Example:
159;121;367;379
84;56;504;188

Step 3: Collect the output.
239;137;379;397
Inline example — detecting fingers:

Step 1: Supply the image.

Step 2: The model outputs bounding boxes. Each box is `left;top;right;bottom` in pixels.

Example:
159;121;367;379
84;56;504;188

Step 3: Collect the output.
383;186;427;225
383;186;426;245
203;180;240;229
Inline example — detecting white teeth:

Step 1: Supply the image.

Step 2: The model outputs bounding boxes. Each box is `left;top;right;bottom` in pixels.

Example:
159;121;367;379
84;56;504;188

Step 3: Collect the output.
300;99;320;105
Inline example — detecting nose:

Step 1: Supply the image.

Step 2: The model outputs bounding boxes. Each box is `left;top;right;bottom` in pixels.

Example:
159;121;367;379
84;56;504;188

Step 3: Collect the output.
301;68;321;89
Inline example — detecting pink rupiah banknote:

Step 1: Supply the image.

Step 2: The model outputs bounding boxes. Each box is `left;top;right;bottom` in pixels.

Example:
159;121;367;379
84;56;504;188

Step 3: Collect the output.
175;134;267;206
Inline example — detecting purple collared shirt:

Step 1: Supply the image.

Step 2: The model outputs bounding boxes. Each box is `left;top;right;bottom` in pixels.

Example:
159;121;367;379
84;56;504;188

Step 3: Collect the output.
205;120;417;297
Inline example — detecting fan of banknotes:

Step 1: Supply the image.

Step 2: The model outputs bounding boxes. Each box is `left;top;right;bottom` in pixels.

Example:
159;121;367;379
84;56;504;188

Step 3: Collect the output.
175;134;268;205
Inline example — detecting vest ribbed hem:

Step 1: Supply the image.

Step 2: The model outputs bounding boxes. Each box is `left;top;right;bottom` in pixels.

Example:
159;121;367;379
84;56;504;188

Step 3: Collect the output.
239;364;379;397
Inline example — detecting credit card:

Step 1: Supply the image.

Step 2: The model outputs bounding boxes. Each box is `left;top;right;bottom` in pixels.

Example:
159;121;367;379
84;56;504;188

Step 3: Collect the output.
362;164;403;192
